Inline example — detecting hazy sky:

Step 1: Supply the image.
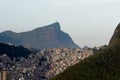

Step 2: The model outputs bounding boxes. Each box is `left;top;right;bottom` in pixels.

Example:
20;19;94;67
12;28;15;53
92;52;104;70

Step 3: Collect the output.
0;0;120;47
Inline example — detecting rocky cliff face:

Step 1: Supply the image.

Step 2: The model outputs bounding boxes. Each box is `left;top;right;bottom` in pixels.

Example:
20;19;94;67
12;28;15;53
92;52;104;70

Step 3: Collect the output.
0;22;79;49
109;23;120;46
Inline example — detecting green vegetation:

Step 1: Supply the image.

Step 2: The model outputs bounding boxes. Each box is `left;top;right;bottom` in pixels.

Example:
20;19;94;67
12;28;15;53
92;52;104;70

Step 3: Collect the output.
0;43;32;58
50;23;120;80
50;42;120;80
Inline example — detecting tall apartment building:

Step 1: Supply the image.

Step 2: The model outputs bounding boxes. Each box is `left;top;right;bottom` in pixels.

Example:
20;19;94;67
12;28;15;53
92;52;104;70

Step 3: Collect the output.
0;71;9;80
0;72;1;80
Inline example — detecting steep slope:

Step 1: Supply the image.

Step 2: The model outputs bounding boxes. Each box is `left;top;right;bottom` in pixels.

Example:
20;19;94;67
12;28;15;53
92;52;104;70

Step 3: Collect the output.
0;43;32;58
50;23;120;80
109;23;120;46
0;22;79;49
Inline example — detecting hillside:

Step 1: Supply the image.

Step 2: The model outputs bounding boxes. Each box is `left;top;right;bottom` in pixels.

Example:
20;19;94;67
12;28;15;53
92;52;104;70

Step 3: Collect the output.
0;22;79;49
0;43;32;58
109;23;120;46
50;23;120;80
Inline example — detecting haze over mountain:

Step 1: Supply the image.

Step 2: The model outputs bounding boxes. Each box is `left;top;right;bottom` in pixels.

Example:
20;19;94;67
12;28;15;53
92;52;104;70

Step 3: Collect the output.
0;22;79;49
51;23;120;80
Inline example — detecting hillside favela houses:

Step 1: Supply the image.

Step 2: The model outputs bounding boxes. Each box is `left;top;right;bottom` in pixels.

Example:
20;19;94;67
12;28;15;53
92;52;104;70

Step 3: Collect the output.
0;43;93;80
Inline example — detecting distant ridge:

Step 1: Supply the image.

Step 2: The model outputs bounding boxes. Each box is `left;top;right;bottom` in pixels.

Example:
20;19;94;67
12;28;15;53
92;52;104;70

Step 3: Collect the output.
0;22;79;49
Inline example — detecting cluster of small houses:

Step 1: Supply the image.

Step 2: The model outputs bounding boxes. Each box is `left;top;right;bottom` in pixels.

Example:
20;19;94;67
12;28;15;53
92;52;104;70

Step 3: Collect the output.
0;48;94;80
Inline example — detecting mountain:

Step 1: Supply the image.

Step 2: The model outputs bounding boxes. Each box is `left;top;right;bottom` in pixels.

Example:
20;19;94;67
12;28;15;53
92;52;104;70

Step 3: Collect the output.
50;23;120;80
0;22;79;49
0;43;32;58
109;23;120;46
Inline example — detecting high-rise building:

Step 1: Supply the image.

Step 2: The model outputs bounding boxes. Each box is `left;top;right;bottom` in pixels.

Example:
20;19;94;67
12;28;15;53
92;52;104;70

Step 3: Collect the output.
0;71;10;80
0;72;2;80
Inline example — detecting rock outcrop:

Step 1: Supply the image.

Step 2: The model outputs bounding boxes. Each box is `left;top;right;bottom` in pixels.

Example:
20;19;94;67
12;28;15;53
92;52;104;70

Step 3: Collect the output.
0;22;79;49
109;23;120;46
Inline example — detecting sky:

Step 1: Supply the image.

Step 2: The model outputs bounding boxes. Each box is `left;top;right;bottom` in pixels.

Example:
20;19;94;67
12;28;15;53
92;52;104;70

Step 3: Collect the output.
0;0;120;47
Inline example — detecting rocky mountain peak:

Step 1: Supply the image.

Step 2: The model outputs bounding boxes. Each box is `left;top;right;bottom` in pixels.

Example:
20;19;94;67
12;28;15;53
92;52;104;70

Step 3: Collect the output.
0;22;79;49
109;23;120;46
34;22;61;32
1;30;15;35
49;22;60;30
